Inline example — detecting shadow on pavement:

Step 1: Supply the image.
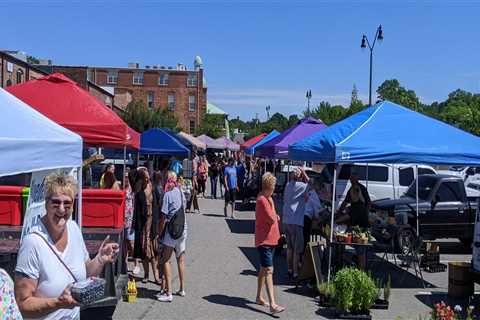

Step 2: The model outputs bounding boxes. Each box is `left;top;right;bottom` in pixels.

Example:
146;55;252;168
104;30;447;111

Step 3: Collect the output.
415;291;479;310
136;286;161;299
238;247;290;286
315;307;340;319
80;306;116;320
202;213;226;218
226;219;255;234
369;257;436;289
202;294;273;317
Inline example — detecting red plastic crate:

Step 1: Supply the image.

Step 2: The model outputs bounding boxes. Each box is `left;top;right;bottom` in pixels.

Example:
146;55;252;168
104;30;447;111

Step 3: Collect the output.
0;186;23;226
82;189;125;228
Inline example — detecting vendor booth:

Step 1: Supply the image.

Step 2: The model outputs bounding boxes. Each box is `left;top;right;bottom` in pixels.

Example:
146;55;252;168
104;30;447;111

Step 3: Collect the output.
244;130;280;155
241;133;268;151
289;100;480;281
214;136;240;151
140;128;190;157
197;134;226;150
178;131;207;150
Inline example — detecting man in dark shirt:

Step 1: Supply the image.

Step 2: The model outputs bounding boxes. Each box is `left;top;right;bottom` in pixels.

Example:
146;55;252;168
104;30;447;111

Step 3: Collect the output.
338;170;371;213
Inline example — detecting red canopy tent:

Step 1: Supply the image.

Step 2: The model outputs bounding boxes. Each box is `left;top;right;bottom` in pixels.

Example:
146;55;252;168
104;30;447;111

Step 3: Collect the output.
241;133;267;150
7;73;137;148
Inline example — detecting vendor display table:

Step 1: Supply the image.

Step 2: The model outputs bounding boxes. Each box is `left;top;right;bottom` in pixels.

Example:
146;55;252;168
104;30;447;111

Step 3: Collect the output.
330;241;374;272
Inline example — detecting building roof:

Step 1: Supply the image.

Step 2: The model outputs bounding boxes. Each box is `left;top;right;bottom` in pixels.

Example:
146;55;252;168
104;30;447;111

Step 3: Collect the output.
206;102;228;115
0;51;49;76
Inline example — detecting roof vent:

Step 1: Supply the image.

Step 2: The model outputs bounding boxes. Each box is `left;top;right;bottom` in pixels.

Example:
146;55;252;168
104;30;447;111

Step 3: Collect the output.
128;62;139;69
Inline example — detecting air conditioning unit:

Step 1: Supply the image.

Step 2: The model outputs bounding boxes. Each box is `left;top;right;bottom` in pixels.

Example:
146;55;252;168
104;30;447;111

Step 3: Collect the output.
152;65;158;69
128;62;139;69
145;65;150;69
160;66;166;69
168;66;173;70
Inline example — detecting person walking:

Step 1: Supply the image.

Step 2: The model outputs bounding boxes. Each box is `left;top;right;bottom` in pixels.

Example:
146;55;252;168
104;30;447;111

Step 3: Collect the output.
209;157;219;199
282;167;309;281
255;172;285;315
224;158;238;219
197;156;207;198
133;168;161;284
157;171;187;302
124;169;140;275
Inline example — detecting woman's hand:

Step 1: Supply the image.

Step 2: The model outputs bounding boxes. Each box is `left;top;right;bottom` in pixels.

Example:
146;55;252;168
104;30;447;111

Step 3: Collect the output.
97;236;120;264
56;284;77;309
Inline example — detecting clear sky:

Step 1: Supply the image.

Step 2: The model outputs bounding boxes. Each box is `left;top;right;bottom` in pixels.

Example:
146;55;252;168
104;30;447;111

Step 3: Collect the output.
1;0;479;121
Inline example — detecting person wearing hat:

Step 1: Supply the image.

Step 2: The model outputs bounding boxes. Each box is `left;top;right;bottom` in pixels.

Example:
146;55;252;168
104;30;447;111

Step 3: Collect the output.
282;166;309;280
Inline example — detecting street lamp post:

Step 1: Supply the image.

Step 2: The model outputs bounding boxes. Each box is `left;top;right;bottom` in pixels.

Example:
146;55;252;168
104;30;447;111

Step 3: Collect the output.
306;90;312;116
266;105;271;120
361;25;384;106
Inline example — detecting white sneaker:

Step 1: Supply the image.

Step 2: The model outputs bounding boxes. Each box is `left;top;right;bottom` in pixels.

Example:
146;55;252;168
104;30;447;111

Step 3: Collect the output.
157;293;173;302
175;290;186;297
132;266;141;275
155;289;166;298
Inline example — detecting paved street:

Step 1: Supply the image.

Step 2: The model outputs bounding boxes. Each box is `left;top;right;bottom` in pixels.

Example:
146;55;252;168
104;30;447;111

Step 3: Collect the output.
113;197;478;320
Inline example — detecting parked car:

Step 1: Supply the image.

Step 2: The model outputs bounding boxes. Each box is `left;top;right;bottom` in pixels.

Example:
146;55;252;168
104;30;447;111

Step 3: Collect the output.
437;166;480;199
328;163;437;206
372;174;478;251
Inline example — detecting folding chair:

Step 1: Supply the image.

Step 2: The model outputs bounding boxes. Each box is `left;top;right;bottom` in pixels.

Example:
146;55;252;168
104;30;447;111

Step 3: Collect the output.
399;235;426;288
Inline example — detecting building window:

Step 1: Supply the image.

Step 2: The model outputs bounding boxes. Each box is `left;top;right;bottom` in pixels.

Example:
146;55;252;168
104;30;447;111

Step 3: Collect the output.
188;95;196;112
189;120;196;134
107;71;118;84
187;74;197;87
168;94;175;111
133;72;144;85
158;74;169;86
87;70;93;82
16;70;23;84
147;92;154;108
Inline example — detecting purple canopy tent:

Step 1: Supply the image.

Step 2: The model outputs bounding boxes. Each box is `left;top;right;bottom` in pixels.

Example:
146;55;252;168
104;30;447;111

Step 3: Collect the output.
197;134;228;150
255;117;327;159
214;136;240;151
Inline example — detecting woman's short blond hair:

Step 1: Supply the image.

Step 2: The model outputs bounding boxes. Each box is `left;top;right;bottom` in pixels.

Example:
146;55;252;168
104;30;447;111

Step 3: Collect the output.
262;172;276;191
44;172;78;201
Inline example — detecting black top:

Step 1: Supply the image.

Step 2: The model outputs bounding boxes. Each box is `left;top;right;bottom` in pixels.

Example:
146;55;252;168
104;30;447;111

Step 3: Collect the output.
344;182;371;207
349;200;370;229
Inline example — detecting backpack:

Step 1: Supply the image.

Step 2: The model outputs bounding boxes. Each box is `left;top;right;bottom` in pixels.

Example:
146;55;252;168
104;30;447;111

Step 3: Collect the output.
167;189;185;240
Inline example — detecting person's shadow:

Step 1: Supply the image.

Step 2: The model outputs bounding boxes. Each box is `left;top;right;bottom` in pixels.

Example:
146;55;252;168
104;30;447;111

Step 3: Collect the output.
203;294;277;317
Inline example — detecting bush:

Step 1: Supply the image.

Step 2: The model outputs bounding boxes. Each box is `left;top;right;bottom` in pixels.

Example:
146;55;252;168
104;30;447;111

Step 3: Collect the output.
333;267;378;313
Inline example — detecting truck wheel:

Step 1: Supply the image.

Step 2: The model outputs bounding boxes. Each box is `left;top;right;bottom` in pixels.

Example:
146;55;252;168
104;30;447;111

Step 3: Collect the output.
396;227;416;254
459;237;473;247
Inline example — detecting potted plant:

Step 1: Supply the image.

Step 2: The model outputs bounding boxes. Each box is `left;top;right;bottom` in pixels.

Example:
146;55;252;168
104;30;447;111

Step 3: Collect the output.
317;282;335;307
372;276;390;309
332;267;378;319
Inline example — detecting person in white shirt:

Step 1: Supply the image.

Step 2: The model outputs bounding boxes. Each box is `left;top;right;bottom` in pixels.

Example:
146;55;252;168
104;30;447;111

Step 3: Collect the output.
303;179;327;251
14;172;119;320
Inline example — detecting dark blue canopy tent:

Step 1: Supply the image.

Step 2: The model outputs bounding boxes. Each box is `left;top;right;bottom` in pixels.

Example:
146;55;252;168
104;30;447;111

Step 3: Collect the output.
140;128;190;157
289;101;480;282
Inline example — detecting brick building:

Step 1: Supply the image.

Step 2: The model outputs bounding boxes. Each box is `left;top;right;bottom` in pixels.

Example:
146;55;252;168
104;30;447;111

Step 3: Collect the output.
0;51;47;88
38;57;207;133
0;50;115;109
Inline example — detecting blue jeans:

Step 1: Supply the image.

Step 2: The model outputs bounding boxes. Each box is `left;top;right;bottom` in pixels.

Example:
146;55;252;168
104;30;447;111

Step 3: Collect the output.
210;176;218;199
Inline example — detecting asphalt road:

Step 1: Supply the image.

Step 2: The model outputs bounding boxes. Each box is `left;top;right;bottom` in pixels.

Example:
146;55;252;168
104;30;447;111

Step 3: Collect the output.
113;196;478;320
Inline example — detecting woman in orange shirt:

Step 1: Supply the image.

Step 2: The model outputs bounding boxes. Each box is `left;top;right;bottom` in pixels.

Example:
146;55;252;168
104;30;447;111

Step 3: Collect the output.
255;172;285;315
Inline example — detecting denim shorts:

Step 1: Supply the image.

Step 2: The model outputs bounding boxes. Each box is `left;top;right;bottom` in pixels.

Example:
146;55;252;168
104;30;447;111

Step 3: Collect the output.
257;245;275;268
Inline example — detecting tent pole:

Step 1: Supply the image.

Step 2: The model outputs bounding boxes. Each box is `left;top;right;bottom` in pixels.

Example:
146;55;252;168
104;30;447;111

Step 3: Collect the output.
366;163;369;191
123;145;127;189
327;164;337;283
392;165;396;200
415;165;420;236
77;166;83;230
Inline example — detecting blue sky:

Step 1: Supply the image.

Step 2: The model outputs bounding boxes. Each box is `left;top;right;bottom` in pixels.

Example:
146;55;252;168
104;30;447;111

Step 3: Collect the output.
1;0;479;120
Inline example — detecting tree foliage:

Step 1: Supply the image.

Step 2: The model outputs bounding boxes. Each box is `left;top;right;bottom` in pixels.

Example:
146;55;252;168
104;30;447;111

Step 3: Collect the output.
196;114;226;138
121;99;178;132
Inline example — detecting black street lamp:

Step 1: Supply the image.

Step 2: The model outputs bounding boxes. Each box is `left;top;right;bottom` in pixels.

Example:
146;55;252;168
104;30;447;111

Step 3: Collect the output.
306;90;312;116
361;25;384;106
266;105;271;120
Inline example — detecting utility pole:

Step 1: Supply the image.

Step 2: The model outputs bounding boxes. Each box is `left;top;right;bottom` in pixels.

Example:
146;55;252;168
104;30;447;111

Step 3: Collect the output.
306;90;312;116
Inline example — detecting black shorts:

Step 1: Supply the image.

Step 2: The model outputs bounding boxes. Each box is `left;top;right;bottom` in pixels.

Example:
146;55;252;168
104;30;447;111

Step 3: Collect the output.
225;189;237;204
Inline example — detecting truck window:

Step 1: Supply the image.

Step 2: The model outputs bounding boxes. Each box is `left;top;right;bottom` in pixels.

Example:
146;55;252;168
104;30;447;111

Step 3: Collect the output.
436;182;462;202
338;165;388;182
399;167;414;186
418;168;435;175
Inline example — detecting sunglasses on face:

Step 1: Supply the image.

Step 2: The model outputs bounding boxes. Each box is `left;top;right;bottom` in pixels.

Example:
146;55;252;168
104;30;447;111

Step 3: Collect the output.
49;199;73;210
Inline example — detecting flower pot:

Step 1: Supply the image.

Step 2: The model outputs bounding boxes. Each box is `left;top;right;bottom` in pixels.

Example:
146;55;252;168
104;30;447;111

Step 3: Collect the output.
336;310;372;320
372;298;389;309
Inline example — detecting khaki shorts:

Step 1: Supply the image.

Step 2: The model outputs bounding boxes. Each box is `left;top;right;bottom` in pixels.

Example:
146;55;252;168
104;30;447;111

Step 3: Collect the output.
284;224;304;254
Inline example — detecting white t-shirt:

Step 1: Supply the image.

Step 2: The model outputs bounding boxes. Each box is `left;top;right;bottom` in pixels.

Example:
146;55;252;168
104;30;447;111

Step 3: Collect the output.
282;181;308;226
15;219;89;320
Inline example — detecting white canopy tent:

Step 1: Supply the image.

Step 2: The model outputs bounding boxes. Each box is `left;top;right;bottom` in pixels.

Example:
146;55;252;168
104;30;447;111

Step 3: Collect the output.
0;88;83;225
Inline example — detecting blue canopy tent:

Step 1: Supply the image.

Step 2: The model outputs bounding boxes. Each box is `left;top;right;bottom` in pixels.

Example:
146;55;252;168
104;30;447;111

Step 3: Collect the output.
289;100;480;282
245;130;280;155
140;128;190;157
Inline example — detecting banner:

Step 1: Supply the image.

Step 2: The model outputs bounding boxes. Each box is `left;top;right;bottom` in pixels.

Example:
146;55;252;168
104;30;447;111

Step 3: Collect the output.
21;167;77;241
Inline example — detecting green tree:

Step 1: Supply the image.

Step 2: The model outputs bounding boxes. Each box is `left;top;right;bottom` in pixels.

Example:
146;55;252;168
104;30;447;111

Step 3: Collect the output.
27;55;40;64
288;114;300;126
308;101;347;125
440;89;480;135
376;79;422;111
196;114;226;138
121;99;178;132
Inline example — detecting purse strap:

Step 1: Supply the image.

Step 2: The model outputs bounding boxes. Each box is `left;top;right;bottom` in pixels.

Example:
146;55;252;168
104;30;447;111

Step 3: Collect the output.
32;232;78;282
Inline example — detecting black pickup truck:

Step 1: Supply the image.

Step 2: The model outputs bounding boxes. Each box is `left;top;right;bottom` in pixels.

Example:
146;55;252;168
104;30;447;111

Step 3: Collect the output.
372;174;477;250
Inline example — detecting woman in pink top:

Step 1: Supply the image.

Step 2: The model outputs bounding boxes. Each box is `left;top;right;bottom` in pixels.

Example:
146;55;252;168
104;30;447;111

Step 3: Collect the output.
255;172;285;315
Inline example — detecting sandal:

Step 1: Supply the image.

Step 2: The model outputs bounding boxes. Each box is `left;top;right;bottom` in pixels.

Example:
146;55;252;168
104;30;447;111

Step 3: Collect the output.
255;299;269;307
270;305;285;315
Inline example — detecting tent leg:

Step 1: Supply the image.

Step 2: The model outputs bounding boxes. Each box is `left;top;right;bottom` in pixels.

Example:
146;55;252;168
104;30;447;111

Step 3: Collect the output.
366;163;369;190
415;165;420;236
327;164;337;283
77;166;83;230
123;145;127;189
